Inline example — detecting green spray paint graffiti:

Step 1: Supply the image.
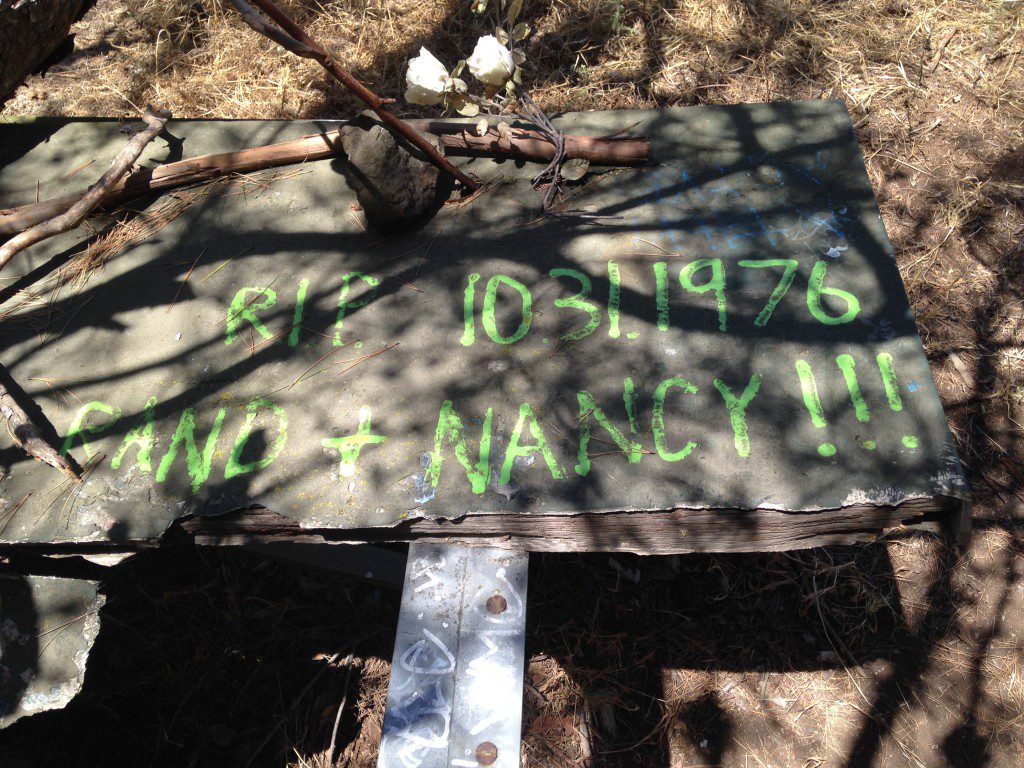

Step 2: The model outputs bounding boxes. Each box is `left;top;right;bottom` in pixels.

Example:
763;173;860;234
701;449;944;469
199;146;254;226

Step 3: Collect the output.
794;354;918;457
226;397;289;478
56;345;918;500
652;377;699;462
111;397;157;472
64;246;912;500
226;286;277;345
575;380;643;477
321;406;386;478
155;407;227;492
231;259;865;353
62;397;290;493
500;402;565;485
712;374;762;458
427;400;493;494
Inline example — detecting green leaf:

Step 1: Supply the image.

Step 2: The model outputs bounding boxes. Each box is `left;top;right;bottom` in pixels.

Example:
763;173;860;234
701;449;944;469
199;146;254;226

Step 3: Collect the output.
451;59;466;77
512;21;531;42
511;49;526;66
496;27;509;46
476;118;490;136
507;0;523;26
561;158;590;181
450;77;469;94
472;0;488;14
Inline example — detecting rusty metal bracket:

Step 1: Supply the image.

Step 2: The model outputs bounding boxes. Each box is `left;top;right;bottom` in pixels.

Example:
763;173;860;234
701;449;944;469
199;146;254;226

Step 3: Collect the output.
378;542;528;768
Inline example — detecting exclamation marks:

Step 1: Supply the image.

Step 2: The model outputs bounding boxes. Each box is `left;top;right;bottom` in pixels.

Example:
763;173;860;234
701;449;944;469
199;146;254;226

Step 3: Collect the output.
836;354;870;422
794;360;836;457
796;353;920;457
877;352;919;448
837;353;876;451
876;352;903;411
653;262;670;331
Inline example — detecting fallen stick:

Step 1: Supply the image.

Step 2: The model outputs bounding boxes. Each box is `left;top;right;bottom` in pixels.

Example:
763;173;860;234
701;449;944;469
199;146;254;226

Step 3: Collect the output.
0;108;169;271
0;363;80;482
429;120;649;165
227;0;480;194
0;123;648;236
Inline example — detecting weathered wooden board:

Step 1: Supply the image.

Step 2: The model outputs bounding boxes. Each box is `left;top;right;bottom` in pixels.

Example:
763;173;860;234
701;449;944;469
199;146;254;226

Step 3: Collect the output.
0;102;969;553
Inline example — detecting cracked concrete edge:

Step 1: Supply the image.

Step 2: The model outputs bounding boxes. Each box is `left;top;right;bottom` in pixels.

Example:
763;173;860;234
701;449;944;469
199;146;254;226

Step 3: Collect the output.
0;575;105;728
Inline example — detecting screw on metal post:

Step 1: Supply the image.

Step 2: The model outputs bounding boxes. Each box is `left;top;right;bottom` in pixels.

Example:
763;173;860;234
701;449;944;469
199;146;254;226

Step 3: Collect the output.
486;594;508;614
378;544;528;768
475;741;498;765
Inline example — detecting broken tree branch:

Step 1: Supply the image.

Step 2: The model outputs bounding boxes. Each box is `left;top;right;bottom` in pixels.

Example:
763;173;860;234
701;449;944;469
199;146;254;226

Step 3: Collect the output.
430;121;649;165
226;0;480;194
0;123;648;236
0;363;80;482
0;108;169;272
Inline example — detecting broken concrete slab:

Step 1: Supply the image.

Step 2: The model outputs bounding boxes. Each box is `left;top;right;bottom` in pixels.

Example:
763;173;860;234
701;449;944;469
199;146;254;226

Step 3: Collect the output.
0;574;104;728
0;102;970;554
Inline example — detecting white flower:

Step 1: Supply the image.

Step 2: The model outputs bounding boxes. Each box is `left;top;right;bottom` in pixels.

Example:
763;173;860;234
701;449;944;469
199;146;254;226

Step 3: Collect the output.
405;47;449;106
466;35;515;87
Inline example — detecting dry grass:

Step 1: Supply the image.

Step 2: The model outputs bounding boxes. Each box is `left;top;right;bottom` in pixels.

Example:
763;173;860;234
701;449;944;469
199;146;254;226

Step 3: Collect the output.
0;167;306;338
2;1;1024;766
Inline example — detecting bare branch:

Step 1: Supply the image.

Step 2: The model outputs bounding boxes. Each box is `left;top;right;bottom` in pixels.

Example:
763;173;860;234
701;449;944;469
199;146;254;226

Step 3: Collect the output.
0;124;648;238
0;364;80;482
225;0;480;193
0;108;169;272
227;0;313;57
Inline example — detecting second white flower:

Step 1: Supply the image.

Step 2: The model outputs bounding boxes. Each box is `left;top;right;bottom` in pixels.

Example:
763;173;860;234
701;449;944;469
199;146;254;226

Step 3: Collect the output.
467;35;515;87
405;47;449;105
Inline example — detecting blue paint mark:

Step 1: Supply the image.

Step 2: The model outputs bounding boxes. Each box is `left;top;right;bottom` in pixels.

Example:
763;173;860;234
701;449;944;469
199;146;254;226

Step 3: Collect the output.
650;168;683;247
677;167;718;249
749;205;777;247
412;453;436;503
908;381;920;393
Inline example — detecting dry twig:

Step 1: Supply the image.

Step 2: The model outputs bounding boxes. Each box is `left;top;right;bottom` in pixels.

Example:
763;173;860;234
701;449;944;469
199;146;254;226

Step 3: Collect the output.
325;653;356;767
0;108;169;272
226;0;480;193
0;125;646;236
0;363;80;482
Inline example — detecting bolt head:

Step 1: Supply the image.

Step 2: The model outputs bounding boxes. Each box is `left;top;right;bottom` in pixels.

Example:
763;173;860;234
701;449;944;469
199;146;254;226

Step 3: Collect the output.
475;741;498;765
485;595;508;614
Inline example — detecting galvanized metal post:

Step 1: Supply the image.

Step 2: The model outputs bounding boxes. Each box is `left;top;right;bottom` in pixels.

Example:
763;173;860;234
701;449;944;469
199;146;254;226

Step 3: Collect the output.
377;542;529;768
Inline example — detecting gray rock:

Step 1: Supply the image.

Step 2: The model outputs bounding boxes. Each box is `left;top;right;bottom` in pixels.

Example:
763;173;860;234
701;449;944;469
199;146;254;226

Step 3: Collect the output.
339;113;446;231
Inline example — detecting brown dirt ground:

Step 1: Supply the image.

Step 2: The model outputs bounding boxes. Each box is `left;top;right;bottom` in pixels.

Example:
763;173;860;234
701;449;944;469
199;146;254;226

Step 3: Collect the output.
1;1;1023;766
